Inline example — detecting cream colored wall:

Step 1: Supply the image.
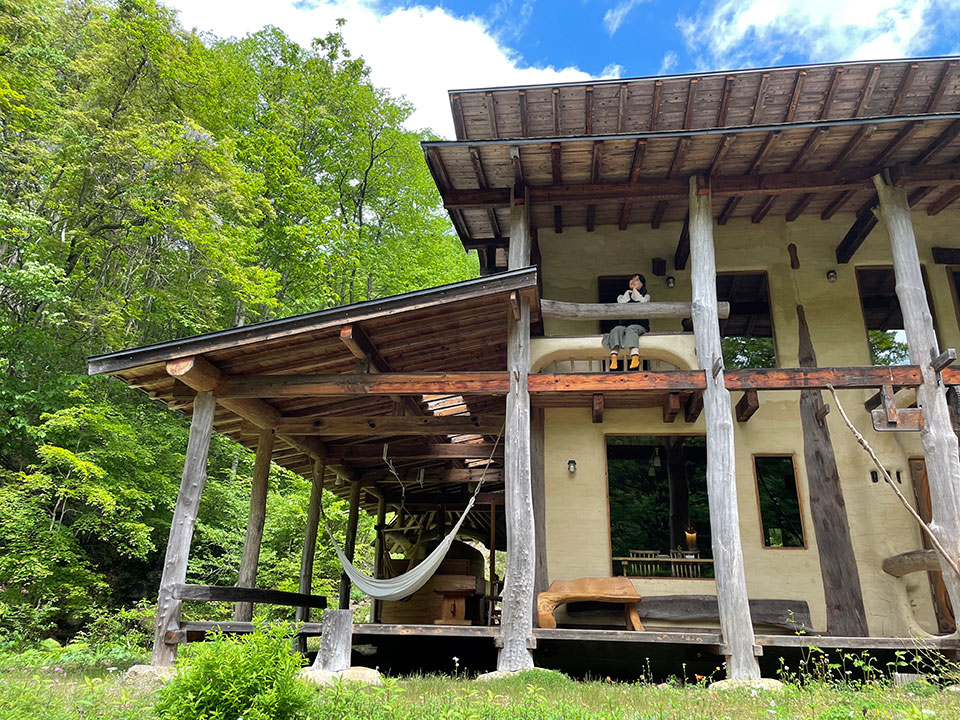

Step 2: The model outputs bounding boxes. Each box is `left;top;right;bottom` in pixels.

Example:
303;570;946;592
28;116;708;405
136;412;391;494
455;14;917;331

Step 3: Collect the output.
534;209;960;637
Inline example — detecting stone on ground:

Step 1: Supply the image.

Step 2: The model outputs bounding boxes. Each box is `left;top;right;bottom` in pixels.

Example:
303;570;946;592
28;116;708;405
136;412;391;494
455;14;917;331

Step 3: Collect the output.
125;664;176;682
475;669;523;682
709;677;784;693
300;666;382;686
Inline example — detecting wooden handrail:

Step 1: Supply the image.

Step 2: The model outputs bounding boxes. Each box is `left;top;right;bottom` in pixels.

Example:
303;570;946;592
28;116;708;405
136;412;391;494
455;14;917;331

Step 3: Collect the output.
174;584;327;609
881;549;939;577
540;299;730;320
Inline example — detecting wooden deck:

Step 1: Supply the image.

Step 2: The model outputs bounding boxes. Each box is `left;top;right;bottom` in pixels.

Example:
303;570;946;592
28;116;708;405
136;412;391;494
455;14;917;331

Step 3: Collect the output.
171;620;960;654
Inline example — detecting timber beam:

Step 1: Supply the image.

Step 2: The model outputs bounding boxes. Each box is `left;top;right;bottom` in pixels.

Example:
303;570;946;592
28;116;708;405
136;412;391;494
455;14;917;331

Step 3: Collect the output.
165;356;326;460
325;443;504;461
528;366;926;394
541;299;729;320
442;163;960;210
213;372;511;398
663;393;681;423
240;415;505;437
735;390;759;422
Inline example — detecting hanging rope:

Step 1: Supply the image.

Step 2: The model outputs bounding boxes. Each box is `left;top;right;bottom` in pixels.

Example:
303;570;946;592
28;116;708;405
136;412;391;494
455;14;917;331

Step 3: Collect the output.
319;424;505;601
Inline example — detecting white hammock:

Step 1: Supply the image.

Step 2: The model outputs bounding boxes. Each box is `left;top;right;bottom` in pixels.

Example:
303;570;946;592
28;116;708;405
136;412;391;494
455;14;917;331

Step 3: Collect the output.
321;430;502;602
322;494;478;601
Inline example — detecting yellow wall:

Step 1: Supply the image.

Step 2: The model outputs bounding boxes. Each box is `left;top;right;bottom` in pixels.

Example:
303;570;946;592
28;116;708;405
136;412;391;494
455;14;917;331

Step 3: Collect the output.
533;208;960;637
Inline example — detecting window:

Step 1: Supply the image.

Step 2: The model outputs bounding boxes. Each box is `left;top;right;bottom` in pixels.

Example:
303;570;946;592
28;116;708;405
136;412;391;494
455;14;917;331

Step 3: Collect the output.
606;436;713;578
753;456;805;548
717;272;776;369
856;267;937;366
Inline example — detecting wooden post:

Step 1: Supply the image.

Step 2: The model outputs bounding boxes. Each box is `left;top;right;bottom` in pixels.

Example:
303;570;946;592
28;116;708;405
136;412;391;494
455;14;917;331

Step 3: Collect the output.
235;428;275;621
294;460;324;654
314;609;353;672
372;494;386;623
874;174;960;616
498;183;536;670
339;479;362;610
688;176;761;680
151;391;216;666
796;305;869;635
531;406;548;610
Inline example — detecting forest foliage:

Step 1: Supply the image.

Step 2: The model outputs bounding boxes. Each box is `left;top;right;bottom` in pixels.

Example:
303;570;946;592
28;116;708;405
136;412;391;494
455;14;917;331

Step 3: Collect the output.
0;0;476;641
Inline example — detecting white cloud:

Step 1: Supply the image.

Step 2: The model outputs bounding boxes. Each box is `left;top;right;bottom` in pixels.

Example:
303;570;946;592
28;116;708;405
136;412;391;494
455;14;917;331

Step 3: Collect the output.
603;0;645;36
678;0;959;68
658;50;678;75
601;62;625;78
166;0;596;138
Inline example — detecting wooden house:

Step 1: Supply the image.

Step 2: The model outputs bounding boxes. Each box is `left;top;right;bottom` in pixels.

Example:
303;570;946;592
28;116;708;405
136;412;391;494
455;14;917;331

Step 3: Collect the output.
88;56;960;680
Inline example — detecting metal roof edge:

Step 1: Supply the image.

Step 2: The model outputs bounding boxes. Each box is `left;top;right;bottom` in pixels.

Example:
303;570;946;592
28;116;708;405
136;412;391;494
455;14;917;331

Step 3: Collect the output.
421;111;960;149
445;55;960;96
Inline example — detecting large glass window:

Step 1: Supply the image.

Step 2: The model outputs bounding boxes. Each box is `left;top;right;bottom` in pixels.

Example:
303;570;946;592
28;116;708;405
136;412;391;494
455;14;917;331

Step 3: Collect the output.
606;436;713;578
753;456;805;548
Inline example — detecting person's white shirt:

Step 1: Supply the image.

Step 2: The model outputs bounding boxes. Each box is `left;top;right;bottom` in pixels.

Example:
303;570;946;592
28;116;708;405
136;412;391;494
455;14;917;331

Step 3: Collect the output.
616;289;650;303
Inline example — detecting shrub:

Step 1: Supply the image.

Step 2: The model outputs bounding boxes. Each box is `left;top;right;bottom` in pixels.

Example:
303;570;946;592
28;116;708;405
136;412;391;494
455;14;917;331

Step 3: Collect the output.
154;625;311;720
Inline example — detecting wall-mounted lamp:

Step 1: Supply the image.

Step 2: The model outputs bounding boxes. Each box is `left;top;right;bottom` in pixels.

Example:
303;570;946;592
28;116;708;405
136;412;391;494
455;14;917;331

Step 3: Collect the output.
665;276;676;288
826;269;838;283
567;459;577;475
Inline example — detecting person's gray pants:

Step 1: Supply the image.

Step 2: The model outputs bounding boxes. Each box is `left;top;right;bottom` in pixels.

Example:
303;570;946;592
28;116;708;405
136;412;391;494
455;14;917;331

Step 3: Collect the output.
602;324;648;351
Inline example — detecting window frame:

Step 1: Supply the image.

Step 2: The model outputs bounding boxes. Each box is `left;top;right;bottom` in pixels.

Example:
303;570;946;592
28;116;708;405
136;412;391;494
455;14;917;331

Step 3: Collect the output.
751;453;808;551
604;432;711;580
716;269;779;369
855;264;939;366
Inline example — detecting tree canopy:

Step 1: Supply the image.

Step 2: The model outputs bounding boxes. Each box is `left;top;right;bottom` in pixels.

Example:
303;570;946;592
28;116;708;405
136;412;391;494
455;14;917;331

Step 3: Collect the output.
0;0;476;638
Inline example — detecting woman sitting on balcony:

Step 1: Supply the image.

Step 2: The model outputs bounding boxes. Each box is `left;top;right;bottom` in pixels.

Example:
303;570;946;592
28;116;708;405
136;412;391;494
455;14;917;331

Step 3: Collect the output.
602;274;651;370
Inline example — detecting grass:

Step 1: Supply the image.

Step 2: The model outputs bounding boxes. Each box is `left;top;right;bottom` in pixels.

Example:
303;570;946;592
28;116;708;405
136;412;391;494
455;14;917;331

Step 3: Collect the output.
1;666;959;720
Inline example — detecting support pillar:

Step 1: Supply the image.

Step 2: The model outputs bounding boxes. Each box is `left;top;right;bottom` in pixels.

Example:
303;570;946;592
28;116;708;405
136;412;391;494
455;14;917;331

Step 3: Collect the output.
688;175;761;680
498;183;536;670
874;174;960;617
152;390;216;666
531;406;548;610
294;460;324;654
339;480;362;610
235;428;275;621
372;493;387;623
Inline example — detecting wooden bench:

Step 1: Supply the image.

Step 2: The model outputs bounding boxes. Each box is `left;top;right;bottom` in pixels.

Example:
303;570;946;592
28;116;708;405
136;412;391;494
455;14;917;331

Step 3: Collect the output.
537;577;644;630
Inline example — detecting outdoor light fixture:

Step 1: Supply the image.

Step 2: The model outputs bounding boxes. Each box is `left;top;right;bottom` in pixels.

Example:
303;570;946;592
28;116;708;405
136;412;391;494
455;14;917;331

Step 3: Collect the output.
826;269;838;283
665;276;676;288
567;459;577;474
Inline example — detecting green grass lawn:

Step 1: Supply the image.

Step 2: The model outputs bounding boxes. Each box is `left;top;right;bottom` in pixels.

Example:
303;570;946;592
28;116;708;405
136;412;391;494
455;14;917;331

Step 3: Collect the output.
1;667;958;720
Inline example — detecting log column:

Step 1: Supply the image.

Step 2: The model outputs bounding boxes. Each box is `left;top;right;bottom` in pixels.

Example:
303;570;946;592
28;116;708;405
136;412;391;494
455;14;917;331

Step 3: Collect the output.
688;175;760;680
235;428;275;621
152;390;216;666
874;174;960;617
294;460;324;654
372;493;387;623
338;479;362;610
498;183;536;670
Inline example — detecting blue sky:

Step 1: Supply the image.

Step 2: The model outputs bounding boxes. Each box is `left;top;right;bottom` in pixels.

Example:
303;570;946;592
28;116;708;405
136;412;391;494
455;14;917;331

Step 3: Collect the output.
169;0;960;137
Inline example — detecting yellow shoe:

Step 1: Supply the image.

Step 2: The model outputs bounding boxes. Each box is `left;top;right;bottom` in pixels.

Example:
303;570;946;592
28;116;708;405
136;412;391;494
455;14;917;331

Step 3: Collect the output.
629;355;640;370
609;355;618;371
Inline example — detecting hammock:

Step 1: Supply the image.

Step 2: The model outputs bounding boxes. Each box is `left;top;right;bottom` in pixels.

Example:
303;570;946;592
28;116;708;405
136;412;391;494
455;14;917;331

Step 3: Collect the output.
322;493;478;601
320;430;502;602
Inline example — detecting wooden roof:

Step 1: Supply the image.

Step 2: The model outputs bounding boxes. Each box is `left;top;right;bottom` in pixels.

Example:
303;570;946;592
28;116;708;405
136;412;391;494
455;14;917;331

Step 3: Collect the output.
426;57;960;261
87;270;539;538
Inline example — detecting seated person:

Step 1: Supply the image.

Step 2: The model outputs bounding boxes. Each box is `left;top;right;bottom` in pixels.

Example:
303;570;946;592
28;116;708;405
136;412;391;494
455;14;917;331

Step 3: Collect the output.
602;273;650;371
